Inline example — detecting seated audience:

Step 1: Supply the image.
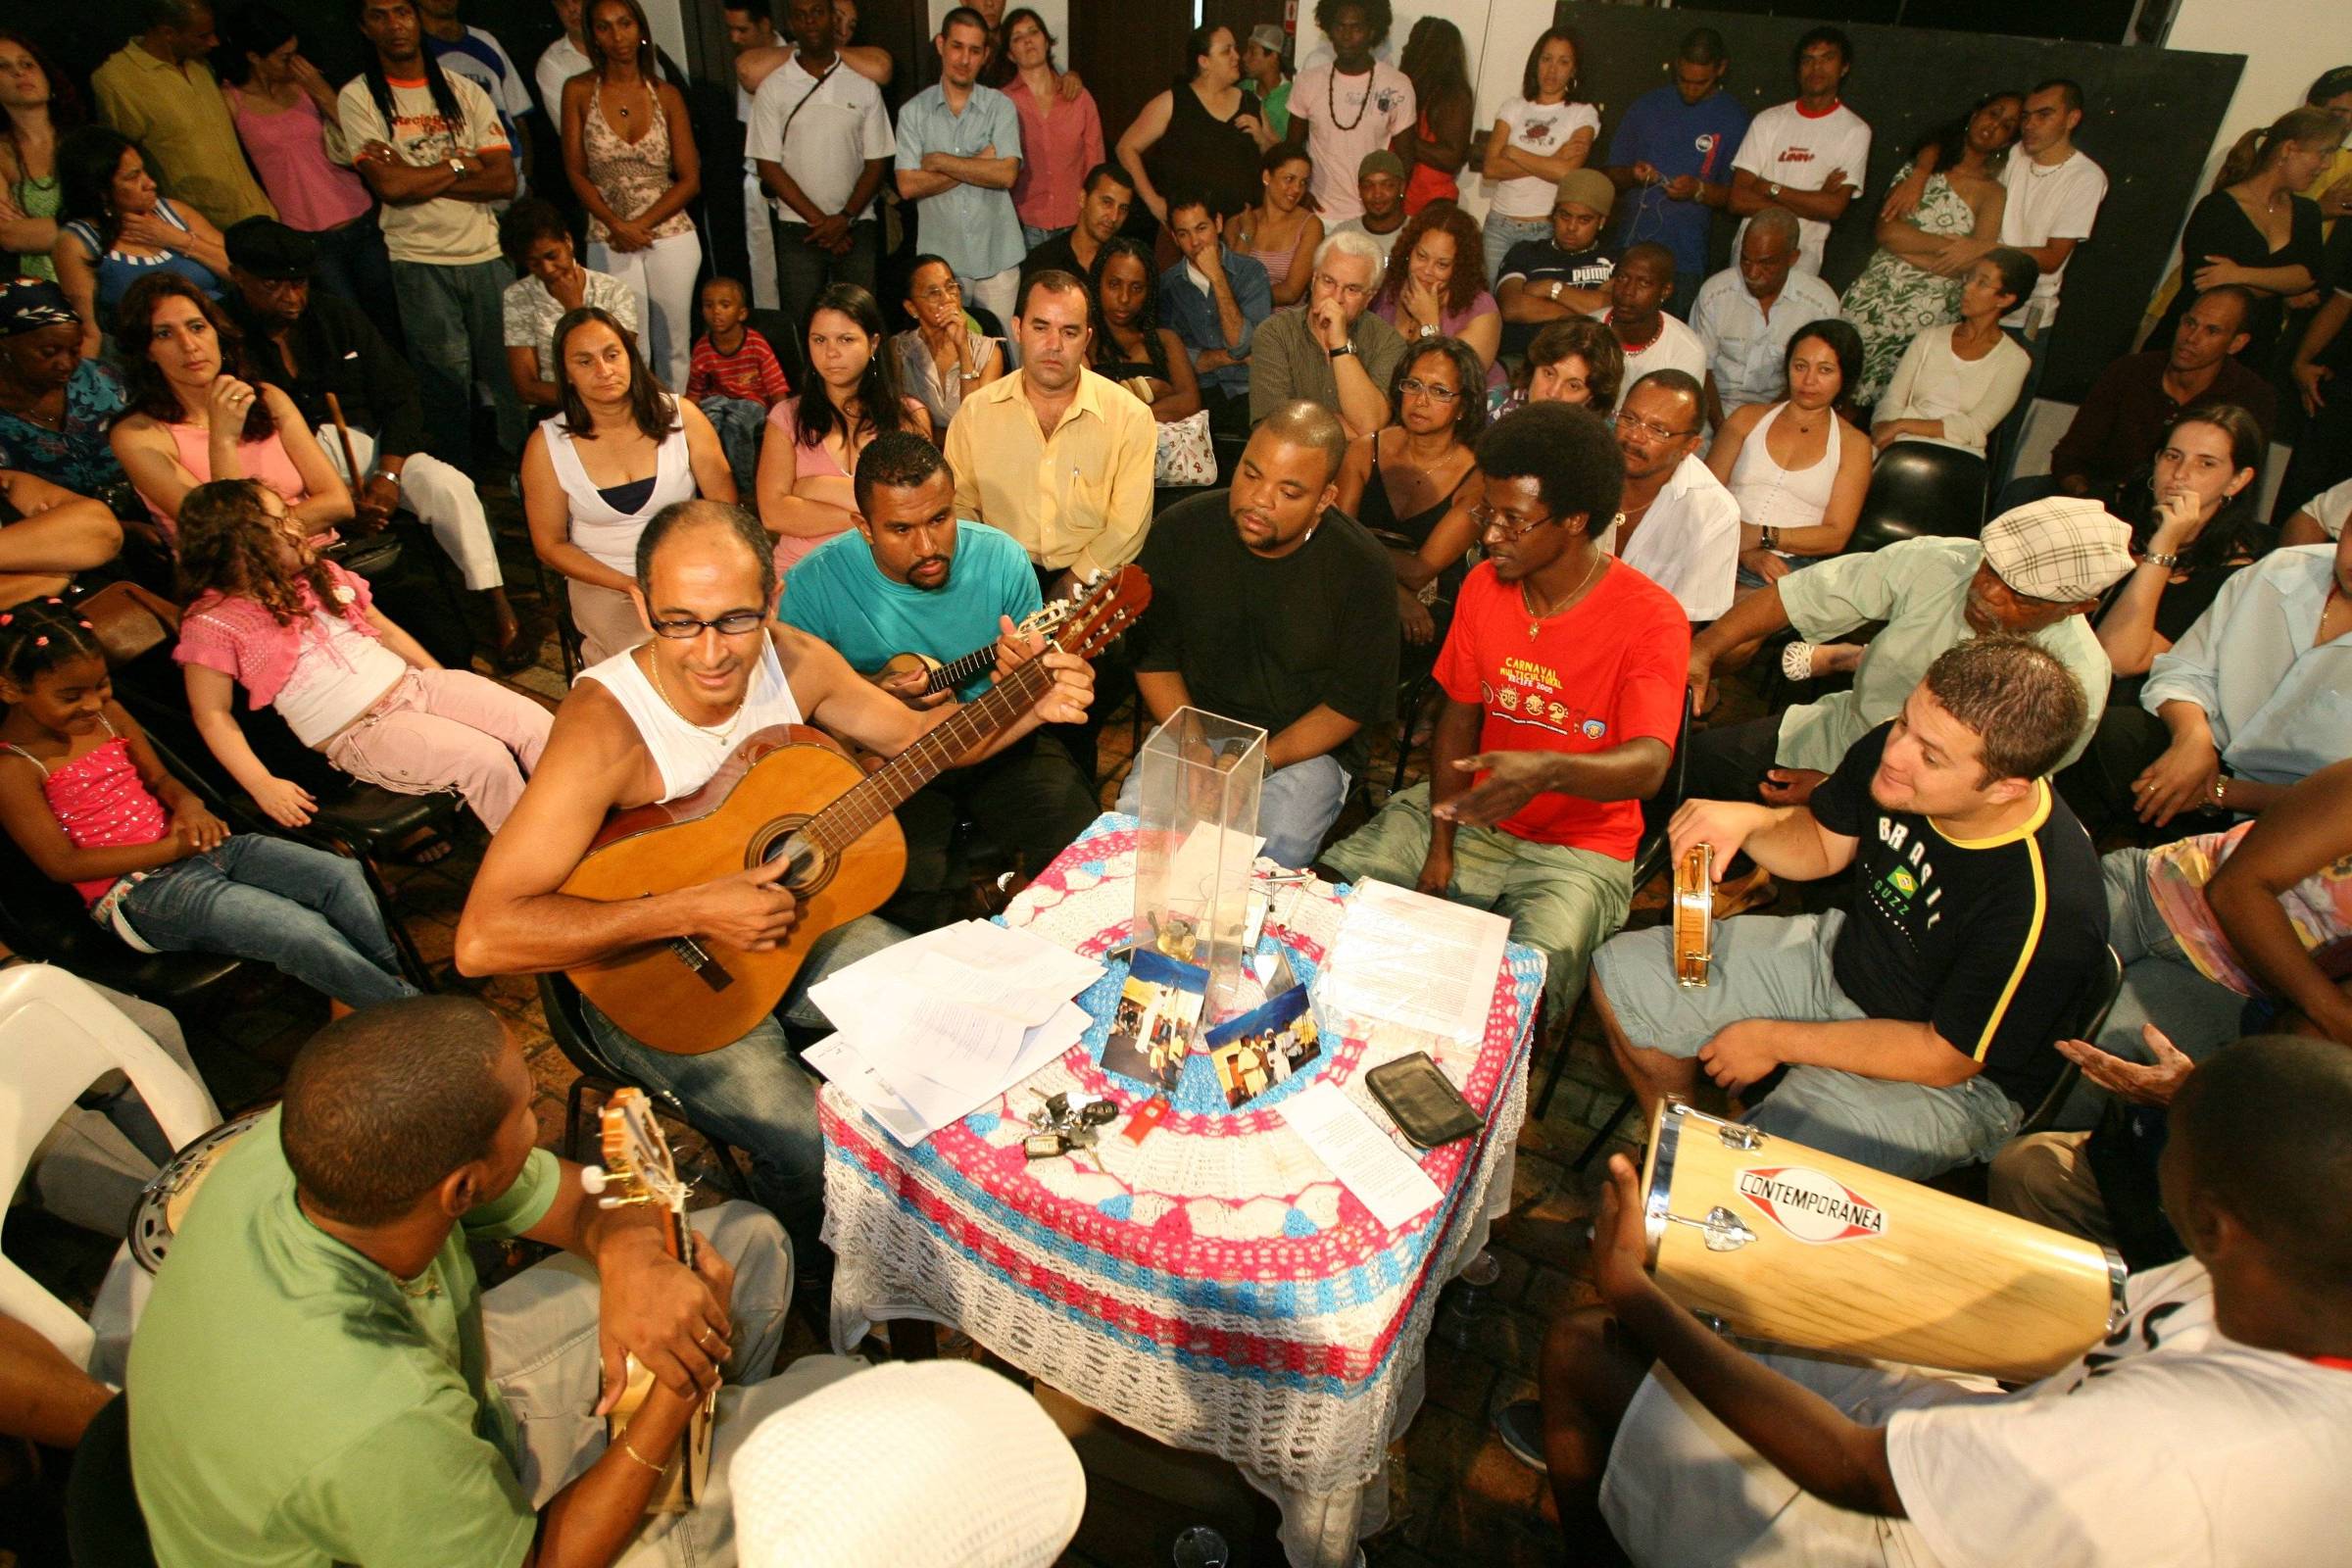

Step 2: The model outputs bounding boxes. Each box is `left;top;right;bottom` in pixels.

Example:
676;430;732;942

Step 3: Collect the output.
1;597;416;1006
1477;27;1597;286
1159;191;1274;435
1684;499;2129;909
50;125;228;357
2278;473;2350;546
944;269;1154;595
1608;637;2104;1177
525;305;734;662
457;502;1092;1268
685;274;792;499
0;470;122;606
1368;200;1502;387
128;995;846;1567
1690;208;1839;424
176;479;551;833
1869;247;2036;460
756;282;925;588
1331;335;1483;649
1601;244;1710;402
2017;285;2276;514
1527;1035;2352;1564
1321;402;1686;1018
1087;236;1203;423
1496;169;1615;360
0;279;135;508
895;254;1004;433
1706;318;1869;588
1247;229;1405;440
1228;144;1322;307
1017;160;1131;296
221;217;522;668
1322;148;1408;244
1840;91;2021;408
500;197;639;411
1119;401;1397;868
2144;108;2332;371
1608;369;1740;623
778;432;1096;931
2063;516;2352;839
1494;317;1622;421
2092;406;2264;703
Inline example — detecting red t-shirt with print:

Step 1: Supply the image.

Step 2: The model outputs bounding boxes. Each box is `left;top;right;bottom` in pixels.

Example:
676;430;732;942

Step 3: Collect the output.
1434;557;1690;858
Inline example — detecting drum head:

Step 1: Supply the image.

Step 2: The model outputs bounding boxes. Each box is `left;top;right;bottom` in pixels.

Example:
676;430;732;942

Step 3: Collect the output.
128;1109;266;1273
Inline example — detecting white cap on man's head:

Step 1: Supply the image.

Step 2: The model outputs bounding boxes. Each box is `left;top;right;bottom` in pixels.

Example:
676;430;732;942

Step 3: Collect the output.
1981;496;2135;603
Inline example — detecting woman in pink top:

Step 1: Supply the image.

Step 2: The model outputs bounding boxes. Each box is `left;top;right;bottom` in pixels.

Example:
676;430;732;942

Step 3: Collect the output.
106;273;349;549
219;5;399;346
1368;202;1504;386
1003;10;1103;247
755;283;929;583
0;598;415;1008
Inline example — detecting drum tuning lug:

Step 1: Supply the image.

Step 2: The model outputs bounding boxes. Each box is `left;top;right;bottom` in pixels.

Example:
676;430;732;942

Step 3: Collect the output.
1663;1205;1756;1251
1716;1124;1764;1152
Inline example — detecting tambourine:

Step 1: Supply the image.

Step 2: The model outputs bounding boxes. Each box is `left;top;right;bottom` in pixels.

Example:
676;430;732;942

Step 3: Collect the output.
1672;843;1714;988
128;1108;267;1273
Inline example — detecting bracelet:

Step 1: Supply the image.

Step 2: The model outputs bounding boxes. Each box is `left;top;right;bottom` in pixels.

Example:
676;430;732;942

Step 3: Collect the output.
1781;640;1816;682
2142;550;2182;569
2209;773;2230;808
614;1438;666;1475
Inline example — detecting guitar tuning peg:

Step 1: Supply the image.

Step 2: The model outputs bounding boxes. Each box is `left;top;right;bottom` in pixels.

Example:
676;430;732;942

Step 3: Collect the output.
581;1165;610;1195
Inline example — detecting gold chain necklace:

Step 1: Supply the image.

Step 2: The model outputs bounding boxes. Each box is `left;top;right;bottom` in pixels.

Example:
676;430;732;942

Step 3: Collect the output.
648;650;741;737
1522;552;1605;639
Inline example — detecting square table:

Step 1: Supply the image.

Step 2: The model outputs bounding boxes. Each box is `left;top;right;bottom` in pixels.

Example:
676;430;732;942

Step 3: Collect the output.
818;813;1544;1567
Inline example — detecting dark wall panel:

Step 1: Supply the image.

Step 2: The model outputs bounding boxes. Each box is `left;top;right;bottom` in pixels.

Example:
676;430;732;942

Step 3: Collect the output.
1564;5;2242;401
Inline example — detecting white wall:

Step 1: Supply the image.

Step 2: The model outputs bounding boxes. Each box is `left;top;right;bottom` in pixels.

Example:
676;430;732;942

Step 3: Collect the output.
2165;0;2352;195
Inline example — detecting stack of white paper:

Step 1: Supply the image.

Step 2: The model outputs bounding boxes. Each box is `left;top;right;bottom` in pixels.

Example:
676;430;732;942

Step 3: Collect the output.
1319;881;1510;1043
804;921;1104;1147
1278;1082;1443;1229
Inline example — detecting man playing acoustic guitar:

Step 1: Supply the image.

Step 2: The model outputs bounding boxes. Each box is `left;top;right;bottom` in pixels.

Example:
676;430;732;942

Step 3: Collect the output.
456;500;1094;1274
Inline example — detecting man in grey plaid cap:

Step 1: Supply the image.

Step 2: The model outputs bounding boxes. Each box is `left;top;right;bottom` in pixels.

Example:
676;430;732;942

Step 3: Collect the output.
1670;494;2131;911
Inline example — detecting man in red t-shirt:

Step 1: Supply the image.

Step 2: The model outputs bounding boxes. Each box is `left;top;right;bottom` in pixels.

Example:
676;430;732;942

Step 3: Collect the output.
1319;403;1690;1013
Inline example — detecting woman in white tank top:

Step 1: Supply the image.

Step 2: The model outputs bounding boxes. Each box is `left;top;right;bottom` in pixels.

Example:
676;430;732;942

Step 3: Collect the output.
1707;319;1873;594
520;307;737;663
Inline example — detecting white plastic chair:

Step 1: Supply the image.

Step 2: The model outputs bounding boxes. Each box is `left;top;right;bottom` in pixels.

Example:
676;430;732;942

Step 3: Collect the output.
0;965;218;1371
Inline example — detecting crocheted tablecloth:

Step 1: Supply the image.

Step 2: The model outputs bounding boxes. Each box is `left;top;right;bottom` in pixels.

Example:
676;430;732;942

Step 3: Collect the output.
819;813;1544;1565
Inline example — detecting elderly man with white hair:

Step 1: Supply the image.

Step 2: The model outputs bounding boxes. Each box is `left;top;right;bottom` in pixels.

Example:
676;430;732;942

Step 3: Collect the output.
1247;227;1407;438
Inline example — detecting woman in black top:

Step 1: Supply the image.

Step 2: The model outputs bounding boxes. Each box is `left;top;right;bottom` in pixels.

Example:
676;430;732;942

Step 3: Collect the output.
1331;335;1485;647
2147;109;2334;369
1113;24;1271;228
1087;237;1200;422
2096;405;2266;707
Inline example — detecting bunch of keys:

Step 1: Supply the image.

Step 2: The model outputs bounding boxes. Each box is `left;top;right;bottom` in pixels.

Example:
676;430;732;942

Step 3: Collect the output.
1022;1091;1117;1159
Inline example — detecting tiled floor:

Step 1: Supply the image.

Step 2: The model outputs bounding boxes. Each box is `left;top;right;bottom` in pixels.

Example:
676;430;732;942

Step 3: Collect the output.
19;503;1724;1567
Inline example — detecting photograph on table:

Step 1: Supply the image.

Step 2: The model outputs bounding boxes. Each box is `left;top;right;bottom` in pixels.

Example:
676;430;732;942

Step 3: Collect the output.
1101;950;1209;1091
1204;987;1322;1109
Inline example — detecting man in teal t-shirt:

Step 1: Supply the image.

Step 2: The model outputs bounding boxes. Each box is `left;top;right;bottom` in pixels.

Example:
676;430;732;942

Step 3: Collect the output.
126;996;849;1568
781;431;1099;929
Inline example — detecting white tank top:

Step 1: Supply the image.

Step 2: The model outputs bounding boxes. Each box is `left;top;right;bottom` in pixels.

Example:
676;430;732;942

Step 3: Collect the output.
1729;401;1848;547
577;633;803;804
545;410;699;575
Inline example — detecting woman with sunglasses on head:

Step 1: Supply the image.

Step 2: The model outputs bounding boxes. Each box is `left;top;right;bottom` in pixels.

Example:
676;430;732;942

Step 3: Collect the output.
1333;335;1486;650
521;305;732;662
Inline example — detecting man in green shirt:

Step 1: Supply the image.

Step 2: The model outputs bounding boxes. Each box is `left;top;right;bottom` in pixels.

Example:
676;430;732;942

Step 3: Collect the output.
128;996;849;1568
90;0;277;228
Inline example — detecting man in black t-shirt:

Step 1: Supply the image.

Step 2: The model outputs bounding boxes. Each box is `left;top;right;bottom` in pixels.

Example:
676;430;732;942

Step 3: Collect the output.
1115;400;1398;868
1497;170;1619;359
1585;636;2107;1178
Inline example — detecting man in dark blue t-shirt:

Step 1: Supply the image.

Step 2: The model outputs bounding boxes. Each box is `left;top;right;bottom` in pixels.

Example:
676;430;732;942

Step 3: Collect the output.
1600;26;1749;315
1585;636;2108;1179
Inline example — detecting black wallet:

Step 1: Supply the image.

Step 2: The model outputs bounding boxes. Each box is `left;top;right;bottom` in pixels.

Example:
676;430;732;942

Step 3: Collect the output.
1365;1053;1484;1149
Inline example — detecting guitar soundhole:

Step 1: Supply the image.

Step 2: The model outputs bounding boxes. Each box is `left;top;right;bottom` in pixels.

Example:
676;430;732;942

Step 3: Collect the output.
751;815;833;897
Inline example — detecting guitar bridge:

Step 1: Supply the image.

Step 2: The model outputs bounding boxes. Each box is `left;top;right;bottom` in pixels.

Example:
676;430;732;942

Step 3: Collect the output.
666;937;735;993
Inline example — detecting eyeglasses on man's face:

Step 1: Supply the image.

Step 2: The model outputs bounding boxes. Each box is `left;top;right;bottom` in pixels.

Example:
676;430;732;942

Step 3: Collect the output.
649;609;767;639
1468;502;1557;541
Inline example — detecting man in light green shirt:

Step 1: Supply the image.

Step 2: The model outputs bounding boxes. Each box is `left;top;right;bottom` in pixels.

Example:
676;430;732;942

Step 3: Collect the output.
1676;498;2131;899
90;1;277;228
128;996;847;1568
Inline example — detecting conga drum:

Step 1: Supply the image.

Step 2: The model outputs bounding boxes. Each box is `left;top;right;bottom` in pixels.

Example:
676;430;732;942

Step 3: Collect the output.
1671;844;1714;987
128;1108;267;1272
1639;1102;2127;1381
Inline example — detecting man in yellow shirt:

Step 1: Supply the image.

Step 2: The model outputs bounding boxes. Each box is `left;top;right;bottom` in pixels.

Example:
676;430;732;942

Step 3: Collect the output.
91;0;276;229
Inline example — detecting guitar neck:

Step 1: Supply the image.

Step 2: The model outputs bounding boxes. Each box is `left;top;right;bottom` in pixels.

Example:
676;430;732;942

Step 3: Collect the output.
808;657;1054;854
923;642;1001;696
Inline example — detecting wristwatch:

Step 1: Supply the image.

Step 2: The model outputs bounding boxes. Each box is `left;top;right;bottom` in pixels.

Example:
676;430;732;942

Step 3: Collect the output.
1328;343;1357;361
1416;322;1439;339
2143;550;2183;569
448;156;466;175
1760;524;1781;551
1548;279;1564;302
1768;179;1784;199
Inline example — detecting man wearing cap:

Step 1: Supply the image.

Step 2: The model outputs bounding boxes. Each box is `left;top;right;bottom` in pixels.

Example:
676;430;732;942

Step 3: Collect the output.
1595;633;2108;1181
1324;150;1407;242
1676;497;2130;909
1688;206;1839;424
1496;170;1617;360
1243;24;1293;140
220;217;529;670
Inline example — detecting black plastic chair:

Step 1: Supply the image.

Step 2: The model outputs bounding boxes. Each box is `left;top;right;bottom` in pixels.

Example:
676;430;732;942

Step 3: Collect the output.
1848;440;1990;554
0;829;247;1016
65;1393;157;1568
540;973;752;1197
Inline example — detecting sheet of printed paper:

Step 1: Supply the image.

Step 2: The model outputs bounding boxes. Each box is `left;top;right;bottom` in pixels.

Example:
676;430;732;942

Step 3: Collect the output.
1278;1081;1443;1229
803;1035;931;1148
1319;880;1509;1042
808;920;1104;1031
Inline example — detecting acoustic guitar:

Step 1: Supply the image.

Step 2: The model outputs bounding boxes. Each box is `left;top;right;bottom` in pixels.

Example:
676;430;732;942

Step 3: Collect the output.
869;599;1072;699
581;1088;716;1512
559;565;1150;1054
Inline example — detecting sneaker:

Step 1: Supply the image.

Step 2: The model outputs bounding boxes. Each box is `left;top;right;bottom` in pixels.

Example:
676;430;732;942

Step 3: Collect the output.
1493;1397;1548;1472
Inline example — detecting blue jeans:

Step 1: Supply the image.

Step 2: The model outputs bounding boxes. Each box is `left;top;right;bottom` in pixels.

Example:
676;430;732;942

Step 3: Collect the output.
310;210;402;352
698;394;768;498
117;835;416;1008
1116;751;1352;870
391;256;523;468
772;218;879;343
580;915;906;1257
1481;211;1549;295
